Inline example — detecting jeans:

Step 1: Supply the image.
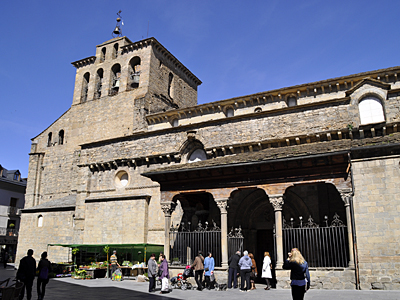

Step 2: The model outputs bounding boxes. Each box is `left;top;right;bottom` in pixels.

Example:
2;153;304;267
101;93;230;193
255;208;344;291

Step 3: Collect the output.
194;270;203;290
291;284;306;300
149;275;155;292
19;277;34;300
228;267;238;288
240;269;251;291
37;278;49;299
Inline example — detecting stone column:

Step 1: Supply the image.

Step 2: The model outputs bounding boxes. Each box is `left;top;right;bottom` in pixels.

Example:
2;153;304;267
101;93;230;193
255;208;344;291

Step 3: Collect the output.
216;198;229;268
162;203;174;261
339;190;355;268
270;195;284;268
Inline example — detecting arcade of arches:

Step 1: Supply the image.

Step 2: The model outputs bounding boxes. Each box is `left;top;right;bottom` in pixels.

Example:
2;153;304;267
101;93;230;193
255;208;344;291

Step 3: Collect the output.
160;181;354;270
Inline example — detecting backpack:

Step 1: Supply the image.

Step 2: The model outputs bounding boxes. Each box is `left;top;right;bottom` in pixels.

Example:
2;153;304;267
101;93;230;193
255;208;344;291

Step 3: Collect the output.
39;267;48;280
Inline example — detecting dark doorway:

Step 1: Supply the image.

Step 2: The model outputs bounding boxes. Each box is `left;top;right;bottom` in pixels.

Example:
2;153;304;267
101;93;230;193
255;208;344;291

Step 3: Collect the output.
255;230;274;284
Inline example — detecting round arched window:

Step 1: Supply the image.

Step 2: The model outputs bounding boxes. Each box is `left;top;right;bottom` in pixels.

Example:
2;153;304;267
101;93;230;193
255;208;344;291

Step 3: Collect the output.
359;96;385;125
188;149;207;163
38;215;43;227
288;97;297;107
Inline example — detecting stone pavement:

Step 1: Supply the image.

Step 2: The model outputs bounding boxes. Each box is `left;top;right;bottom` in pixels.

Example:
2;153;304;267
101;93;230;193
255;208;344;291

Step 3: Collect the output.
1;264;399;300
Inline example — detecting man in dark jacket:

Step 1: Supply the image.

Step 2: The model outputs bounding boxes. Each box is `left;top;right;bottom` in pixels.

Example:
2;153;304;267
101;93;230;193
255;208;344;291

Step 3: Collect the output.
17;249;36;300
228;251;241;289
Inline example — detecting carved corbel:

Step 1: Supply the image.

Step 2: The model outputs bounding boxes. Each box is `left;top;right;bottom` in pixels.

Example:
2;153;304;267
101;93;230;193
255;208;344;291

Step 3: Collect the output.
161;202;175;217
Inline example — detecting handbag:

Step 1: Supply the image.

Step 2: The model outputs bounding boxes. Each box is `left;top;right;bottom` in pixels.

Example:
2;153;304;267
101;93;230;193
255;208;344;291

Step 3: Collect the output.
205;267;209;272
157;268;163;277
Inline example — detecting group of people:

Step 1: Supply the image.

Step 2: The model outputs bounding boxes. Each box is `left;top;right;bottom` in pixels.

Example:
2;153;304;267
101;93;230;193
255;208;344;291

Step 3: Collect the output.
228;250;272;292
17;249;52;300
147;253;169;294
147;248;310;300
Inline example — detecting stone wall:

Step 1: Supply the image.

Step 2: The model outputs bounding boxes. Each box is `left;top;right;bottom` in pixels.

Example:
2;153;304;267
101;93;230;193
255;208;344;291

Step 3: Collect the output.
352;155;400;290
16;211;74;265
275;268;356;289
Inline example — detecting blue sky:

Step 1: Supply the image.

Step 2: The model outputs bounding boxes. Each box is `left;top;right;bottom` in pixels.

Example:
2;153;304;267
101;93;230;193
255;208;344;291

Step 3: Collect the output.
1;0;400;177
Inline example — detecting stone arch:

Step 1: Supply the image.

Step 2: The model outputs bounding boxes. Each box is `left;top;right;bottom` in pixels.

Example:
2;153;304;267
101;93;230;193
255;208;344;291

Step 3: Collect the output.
179;138;207;163
282;182;347;227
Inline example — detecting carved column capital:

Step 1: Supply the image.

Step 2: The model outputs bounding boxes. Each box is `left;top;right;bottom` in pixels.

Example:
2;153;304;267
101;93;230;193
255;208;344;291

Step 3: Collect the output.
269;194;284;211
215;198;229;214
339;189;353;206
161;202;175;216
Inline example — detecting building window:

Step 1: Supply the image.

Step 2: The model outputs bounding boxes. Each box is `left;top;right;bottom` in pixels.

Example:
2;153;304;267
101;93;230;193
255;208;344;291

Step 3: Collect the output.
115;171;129;187
127;57;141;90
288;96;297;107
72;214;75;227
58;130;64;145
110;64;121;96
359;96;385;125
100;47;106;62
172;119;179;127
113;43;119;59
94;68;103;99
10;198;18;207
188;149;207;163
168;73;174;98
81;72;90;103
254;107;262;113
13;172;20;181
226;107;234;117
38;215;43;227
47;132;52;147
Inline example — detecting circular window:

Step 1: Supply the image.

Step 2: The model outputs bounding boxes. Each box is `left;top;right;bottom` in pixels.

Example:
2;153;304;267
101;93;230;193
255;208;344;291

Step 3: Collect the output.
115;171;129;187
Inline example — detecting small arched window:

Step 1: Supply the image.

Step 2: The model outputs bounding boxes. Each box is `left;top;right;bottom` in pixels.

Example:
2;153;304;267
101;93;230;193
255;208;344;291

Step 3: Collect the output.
113;43;119;59
47;132;52;147
13;171;20;181
226;107;234;117
72;214;75;227
81;72;90;103
58;130;64;145
38;215;43;227
359;96;385;125
101;47;106;62
188;149;207;163
168;73;174;98
288;96;297;107
110;64;121;96
172;119;179;127
127;57;141;90
254;107;262;113
94;68;103;99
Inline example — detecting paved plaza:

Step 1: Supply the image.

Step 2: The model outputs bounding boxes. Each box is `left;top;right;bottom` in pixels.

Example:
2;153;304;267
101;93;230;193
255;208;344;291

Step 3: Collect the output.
1;265;399;300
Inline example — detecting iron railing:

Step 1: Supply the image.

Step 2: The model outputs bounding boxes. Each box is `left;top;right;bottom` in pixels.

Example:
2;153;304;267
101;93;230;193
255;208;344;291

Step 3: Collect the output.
169;221;244;267
282;213;349;268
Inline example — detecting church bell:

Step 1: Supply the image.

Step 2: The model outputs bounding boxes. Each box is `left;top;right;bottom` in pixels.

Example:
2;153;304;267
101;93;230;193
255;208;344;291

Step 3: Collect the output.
113;26;120;35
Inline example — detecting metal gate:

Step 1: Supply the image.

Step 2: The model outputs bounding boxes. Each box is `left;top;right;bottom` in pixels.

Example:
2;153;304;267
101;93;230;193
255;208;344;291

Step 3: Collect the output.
169;221;244;267
282;213;349;268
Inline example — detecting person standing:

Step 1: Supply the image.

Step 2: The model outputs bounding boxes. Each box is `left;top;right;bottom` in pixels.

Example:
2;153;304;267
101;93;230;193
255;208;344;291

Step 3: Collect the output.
110;250;120;278
249;253;257;290
203;252;215;290
283;248;310;300
17;249;36;300
262;251;272;290
159;254;170;294
238;250;252;292
37;252;52;300
190;251;204;291
147;253;157;293
228;251;240;289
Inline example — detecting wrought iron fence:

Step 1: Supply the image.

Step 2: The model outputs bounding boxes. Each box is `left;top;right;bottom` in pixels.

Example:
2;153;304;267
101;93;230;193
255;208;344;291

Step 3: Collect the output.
169;221;244;267
282;213;349;268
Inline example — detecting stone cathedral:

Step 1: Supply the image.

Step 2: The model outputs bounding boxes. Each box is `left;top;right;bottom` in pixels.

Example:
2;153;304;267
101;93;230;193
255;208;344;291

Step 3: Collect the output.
16;33;400;290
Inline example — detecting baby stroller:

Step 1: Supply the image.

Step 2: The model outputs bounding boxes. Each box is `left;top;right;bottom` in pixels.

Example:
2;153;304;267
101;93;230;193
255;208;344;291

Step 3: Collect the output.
170;266;194;290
